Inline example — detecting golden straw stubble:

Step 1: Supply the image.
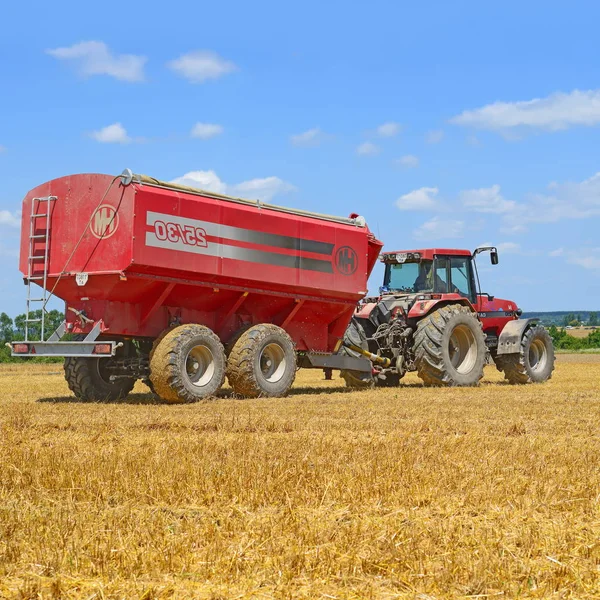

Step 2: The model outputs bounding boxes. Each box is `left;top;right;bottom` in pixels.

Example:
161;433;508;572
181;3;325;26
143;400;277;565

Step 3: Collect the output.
0;354;599;598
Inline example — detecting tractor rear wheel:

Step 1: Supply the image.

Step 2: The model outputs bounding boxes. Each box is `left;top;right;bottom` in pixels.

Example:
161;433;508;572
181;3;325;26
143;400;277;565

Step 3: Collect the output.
340;317;374;388
414;305;486;387
149;324;226;403
64;357;135;402
495;325;555;384
226;324;296;398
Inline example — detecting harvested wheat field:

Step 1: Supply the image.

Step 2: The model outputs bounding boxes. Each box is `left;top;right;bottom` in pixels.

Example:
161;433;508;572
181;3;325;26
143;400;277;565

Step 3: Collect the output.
1;356;600;599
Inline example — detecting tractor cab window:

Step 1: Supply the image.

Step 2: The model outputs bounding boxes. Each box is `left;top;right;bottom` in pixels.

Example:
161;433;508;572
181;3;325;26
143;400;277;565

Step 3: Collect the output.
449;256;473;299
384;261;422;292
433;257;449;293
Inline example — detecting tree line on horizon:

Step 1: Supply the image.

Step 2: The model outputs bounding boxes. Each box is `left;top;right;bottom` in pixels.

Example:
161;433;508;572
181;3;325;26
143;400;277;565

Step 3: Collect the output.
0;309;599;362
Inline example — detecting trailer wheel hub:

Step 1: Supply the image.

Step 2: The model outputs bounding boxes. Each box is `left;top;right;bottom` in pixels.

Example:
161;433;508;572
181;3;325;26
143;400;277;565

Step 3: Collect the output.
260;343;286;383
186;345;215;388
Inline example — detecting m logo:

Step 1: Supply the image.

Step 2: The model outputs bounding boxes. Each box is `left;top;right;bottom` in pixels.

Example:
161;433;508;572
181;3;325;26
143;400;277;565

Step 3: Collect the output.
90;205;119;239
335;246;358;275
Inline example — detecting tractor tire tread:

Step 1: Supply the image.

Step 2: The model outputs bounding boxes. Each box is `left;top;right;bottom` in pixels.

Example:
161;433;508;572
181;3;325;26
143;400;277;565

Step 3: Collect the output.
413;304;486;387
495;325;555;384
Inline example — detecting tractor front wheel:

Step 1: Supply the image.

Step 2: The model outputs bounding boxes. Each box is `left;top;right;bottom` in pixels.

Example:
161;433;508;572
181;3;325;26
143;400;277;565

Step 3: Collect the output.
226;324;296;398
149;324;226;402
495;325;555;384
414;305;486;387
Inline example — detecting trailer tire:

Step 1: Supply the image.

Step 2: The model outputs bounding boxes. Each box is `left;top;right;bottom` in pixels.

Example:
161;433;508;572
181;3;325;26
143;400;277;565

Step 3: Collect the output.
149;324;226;403
495;325;555;384
226;324;296;398
414;304;486;387
64;357;135;402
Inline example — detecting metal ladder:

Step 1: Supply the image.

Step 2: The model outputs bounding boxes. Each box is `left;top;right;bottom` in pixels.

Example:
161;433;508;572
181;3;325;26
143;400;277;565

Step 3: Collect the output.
25;195;57;341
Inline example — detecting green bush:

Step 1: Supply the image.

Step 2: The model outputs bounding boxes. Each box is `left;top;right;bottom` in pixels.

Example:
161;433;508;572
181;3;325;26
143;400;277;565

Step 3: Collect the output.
548;325;600;350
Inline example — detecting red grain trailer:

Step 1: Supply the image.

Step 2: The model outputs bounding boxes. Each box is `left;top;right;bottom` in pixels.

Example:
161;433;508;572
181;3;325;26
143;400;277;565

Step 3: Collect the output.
10;170;382;402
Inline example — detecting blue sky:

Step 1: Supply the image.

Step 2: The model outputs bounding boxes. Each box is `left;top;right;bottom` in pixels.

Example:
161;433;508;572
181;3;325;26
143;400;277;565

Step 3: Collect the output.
1;0;599;315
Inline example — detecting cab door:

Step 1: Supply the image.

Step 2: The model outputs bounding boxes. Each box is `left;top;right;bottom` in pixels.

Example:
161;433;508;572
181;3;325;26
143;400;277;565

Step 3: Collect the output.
448;255;477;303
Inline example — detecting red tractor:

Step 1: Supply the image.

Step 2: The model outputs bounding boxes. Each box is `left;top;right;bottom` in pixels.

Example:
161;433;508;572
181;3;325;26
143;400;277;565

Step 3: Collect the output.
340;247;555;387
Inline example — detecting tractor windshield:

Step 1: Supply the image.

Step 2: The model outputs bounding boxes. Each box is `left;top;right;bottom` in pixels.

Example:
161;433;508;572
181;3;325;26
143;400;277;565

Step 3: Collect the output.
383;261;433;293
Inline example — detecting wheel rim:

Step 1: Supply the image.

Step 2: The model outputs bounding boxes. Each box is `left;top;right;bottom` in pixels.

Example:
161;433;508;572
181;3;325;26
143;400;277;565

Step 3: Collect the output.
185;345;215;387
529;338;548;372
448;324;477;374
95;359;115;385
260;343;286;383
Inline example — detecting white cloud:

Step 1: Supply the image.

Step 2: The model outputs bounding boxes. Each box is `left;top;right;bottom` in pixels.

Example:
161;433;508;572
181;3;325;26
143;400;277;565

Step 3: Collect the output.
190;122;223;139
376;122;401;137
450;89;600;133
172;170;228;194
171;170;296;202
425;129;444;144
567;251;600;270
414;216;465;241
396;187;439;211
356;142;380;156
46;41;146;82
501;172;600;233
395;155;419;169
0;210;20;228
290;128;325;147
89;123;131;144
479;241;523;256
496;242;520;254
168;51;236;83
552;247;600;270
460;184;517;214
231;177;297;202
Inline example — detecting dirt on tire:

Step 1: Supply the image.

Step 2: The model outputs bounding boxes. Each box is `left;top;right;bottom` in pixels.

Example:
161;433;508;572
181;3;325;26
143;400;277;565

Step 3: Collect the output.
495;324;555;384
226;324;296;398
149;324;226;403
413;304;486;387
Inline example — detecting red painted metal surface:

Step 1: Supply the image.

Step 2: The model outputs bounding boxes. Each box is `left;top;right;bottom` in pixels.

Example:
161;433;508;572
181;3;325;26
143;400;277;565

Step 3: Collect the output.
475;294;519;337
19;173;383;351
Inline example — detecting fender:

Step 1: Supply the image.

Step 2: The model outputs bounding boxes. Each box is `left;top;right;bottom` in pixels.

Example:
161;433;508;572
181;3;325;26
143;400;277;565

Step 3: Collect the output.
407;296;472;319
496;318;538;355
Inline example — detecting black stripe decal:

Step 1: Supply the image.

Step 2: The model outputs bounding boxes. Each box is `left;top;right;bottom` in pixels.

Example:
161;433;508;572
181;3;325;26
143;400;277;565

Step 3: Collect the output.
229;228;335;256
220;244;334;273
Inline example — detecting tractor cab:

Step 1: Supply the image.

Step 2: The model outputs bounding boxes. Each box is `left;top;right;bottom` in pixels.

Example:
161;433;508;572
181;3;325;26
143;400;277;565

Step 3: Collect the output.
377;246;522;340
380;248;479;302
380;247;502;305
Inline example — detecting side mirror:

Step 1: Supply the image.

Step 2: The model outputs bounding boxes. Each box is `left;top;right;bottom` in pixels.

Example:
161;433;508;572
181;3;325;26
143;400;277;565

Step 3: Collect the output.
491;250;499;265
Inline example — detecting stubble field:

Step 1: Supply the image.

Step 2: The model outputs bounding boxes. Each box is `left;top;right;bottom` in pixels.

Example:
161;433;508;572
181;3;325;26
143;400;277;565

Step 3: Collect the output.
1;355;599;599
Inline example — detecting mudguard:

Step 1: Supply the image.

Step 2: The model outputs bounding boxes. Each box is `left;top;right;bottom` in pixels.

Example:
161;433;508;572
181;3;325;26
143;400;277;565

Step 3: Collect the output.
496;318;538;355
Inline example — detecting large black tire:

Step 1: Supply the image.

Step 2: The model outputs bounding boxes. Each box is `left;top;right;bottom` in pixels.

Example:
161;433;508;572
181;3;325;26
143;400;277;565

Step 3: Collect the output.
340;317;374;388
64;357;135;402
495;325;555;384
149;324;226;403
414;305;486;387
226;324;296;398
